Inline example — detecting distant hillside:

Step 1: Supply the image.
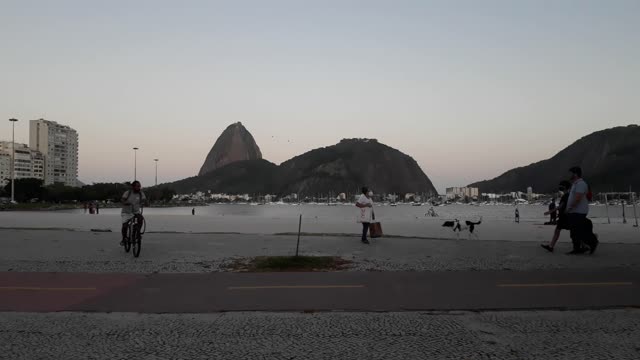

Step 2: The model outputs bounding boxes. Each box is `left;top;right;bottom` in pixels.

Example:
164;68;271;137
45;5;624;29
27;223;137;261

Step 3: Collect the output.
166;160;279;195
278;139;437;196
469;125;640;193
162;138;437;196
198;122;262;176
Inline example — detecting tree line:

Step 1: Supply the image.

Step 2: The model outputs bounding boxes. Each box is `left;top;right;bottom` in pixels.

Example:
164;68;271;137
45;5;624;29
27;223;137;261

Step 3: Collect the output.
1;178;176;203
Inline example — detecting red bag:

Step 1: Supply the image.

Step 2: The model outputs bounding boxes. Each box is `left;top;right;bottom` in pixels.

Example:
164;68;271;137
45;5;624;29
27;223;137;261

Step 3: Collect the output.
369;222;383;238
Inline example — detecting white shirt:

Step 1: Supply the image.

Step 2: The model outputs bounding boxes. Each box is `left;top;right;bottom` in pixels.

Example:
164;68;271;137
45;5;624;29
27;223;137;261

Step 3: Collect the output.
356;194;374;223
568;178;589;215
121;190;147;215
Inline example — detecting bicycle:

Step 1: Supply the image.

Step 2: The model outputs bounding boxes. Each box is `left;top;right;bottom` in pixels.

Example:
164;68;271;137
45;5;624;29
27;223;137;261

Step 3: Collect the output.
123;208;146;258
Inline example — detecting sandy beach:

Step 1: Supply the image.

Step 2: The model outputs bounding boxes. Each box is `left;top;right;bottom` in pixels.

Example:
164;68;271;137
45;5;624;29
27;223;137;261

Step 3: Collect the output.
1;204;638;244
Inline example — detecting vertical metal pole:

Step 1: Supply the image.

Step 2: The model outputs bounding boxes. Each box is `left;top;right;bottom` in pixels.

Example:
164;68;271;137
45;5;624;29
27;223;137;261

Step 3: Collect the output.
632;192;638;228
154;159;158;186
295;214;302;257
133;147;139;181
604;194;610;224
10;120;16;203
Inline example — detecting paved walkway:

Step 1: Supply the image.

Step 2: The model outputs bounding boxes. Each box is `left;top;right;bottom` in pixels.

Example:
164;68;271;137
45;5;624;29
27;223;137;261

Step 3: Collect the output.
2;310;639;360
1;269;637;313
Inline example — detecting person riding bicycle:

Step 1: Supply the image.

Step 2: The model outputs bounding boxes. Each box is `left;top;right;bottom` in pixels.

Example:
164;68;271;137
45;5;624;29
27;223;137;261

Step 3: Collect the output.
120;181;148;246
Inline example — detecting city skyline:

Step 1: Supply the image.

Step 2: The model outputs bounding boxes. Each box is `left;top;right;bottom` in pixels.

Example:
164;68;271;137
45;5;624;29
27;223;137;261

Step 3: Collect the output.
2;1;639;192
0;119;79;188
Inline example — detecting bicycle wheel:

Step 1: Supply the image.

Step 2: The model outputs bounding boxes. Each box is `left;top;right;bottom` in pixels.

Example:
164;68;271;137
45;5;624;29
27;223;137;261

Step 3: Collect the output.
132;225;141;258
124;222;132;253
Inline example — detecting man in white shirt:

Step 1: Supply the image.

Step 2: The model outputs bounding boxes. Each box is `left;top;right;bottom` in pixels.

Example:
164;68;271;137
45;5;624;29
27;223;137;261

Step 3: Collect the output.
566;167;599;255
120;181;148;245
356;187;374;244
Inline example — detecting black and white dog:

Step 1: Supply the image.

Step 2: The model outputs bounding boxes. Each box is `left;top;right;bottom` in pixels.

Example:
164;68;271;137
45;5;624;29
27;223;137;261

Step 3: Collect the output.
442;217;483;239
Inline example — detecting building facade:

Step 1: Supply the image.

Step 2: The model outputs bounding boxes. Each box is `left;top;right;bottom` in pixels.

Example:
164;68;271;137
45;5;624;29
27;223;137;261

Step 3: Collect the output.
446;187;479;200
0;153;10;187
29;119;79;186
0;141;45;186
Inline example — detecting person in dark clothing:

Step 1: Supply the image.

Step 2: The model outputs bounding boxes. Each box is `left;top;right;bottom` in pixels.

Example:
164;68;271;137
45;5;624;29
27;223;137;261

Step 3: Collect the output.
515;208;520;223
192;208;195;216
541;181;572;252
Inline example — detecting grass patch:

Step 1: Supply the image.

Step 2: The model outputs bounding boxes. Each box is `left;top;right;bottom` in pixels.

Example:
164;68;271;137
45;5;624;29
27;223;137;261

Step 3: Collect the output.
228;256;351;272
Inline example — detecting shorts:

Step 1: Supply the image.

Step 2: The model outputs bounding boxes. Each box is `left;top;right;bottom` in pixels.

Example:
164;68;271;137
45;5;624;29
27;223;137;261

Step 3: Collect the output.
556;217;570;231
121;213;135;224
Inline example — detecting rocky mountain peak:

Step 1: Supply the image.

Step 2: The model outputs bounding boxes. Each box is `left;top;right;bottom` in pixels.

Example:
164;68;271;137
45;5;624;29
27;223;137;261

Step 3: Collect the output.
198;123;263;176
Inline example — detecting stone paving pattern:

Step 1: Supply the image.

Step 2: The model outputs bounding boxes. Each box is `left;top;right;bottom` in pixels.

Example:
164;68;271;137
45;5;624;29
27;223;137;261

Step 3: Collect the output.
1;310;639;359
1;230;640;273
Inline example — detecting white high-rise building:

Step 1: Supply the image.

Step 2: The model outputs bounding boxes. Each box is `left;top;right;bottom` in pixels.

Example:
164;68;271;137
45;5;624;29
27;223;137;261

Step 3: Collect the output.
0;141;45;186
29;119;79;186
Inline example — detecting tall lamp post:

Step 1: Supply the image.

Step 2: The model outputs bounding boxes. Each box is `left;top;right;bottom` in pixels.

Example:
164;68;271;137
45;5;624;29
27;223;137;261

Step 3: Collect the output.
133;147;139;181
9;118;18;203
154;159;159;186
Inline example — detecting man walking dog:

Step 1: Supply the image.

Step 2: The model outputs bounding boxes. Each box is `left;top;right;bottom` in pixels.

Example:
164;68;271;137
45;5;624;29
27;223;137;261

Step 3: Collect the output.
566;166;599;255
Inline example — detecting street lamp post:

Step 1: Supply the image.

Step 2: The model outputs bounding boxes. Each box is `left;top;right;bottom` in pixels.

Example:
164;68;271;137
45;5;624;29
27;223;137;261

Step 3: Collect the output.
154;159;159;186
133;147;139;181
9;118;18;203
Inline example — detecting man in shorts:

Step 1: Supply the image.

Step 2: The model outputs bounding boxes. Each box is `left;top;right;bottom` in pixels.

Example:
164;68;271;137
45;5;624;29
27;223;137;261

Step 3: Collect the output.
120;181;147;245
541;181;572;252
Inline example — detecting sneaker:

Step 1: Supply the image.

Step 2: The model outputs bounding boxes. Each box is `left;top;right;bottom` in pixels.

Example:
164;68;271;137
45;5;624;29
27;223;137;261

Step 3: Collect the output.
566;248;587;255
541;244;554;253
361;239;370;244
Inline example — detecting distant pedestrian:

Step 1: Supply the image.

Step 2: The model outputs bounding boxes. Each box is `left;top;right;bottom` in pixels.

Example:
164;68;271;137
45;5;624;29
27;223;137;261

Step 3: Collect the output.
541;181;571;252
548;198;557;224
515;208;520;223
96;202;100;215
566;166;599;255
355;187;374;244
192;208;195;216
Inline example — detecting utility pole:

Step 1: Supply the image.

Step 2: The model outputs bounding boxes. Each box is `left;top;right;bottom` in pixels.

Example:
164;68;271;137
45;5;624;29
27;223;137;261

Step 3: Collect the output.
133;147;139;181
154;159;159;186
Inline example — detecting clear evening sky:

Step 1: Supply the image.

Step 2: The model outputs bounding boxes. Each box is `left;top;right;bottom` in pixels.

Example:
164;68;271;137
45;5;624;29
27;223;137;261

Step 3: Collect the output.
1;0;638;192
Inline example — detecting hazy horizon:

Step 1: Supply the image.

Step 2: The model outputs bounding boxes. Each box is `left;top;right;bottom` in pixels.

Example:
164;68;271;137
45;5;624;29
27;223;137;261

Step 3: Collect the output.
2;0;639;192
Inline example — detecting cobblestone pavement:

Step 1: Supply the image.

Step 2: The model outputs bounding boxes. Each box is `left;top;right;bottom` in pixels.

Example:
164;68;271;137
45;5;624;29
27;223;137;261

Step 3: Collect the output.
1;310;638;359
2;230;640;273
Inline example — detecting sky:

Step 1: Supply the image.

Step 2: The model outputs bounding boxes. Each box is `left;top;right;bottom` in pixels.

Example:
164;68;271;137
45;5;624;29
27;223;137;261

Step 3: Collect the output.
1;0;638;193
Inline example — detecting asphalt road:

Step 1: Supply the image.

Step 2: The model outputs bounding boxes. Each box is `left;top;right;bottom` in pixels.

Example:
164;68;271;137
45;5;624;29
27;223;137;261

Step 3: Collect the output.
0;268;637;313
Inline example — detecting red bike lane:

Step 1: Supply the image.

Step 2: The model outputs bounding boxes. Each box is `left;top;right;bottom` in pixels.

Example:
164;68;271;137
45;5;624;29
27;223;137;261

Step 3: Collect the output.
0;272;145;312
0;269;638;313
